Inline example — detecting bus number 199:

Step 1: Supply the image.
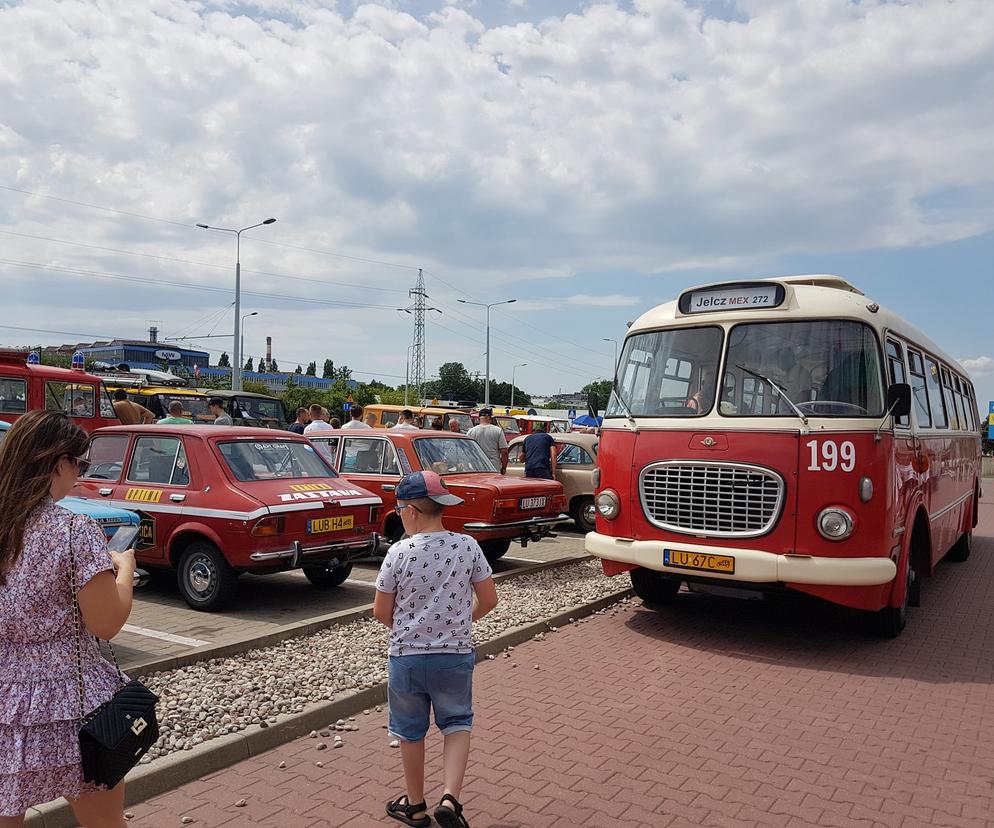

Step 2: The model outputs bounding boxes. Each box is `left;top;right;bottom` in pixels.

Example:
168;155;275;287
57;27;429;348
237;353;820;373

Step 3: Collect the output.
806;440;856;472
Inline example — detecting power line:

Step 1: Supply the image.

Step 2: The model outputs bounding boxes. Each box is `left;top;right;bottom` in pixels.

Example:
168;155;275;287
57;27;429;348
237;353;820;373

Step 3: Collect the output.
0;184;193;228
246;236;422;272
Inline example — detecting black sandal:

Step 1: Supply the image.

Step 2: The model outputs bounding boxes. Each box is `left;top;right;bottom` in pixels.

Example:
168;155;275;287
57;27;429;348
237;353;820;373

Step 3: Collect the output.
434;793;471;828
386;794;431;828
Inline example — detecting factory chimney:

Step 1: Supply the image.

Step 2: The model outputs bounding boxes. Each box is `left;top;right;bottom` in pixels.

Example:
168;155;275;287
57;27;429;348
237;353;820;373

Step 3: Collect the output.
266;336;272;371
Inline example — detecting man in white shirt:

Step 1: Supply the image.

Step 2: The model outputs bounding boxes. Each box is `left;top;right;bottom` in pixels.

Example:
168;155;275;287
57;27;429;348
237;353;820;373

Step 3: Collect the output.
392;409;420;431
303;403;335;433
341;405;373;430
467;408;508;473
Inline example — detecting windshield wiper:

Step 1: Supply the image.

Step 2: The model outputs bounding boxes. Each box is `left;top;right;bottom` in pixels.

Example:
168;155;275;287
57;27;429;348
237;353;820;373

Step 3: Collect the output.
611;377;636;424
735;364;809;428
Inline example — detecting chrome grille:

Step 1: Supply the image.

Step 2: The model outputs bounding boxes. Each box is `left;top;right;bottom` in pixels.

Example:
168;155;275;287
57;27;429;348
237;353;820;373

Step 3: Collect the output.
639;461;784;538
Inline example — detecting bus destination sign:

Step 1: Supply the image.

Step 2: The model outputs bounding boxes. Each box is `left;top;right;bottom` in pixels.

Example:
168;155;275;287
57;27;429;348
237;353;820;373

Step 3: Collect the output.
679;282;786;315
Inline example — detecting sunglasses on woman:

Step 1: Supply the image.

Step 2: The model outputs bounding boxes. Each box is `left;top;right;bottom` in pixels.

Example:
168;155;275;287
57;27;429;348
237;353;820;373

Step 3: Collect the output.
66;455;91;476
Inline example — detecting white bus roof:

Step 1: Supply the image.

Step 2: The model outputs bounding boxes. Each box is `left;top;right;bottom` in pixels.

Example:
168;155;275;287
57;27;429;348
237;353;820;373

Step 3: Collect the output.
628;275;966;376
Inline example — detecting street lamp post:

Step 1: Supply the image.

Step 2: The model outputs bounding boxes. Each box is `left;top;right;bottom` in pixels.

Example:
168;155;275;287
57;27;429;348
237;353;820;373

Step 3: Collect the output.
457;297;516;406
602;338;618;373
511;363;527;408
196;217;277;391
240;312;259;373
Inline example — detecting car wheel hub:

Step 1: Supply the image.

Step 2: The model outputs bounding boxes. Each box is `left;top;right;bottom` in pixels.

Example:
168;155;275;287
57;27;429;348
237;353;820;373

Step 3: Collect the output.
188;558;215;597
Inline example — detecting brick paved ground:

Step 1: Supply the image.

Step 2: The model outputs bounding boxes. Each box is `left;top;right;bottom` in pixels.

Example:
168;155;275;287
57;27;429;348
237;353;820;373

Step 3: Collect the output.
121;505;994;827
112;532;588;670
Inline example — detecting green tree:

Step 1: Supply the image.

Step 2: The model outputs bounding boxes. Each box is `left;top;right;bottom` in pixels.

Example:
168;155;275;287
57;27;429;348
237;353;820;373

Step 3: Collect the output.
336;365;352;381
582;379;613;409
295;364;302;374
243;380;271;395
244;357;254;372
305;361;317;376
424;362;480;402
269;359;279;373
218;352;230;368
321;359;335;379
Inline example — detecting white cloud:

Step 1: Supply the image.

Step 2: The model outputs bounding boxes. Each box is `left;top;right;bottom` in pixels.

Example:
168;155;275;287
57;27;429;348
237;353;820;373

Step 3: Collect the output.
961;356;994;377
565;294;640;307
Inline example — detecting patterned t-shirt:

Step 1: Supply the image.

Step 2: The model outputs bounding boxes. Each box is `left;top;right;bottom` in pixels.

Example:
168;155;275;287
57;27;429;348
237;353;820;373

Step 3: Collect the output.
375;531;492;657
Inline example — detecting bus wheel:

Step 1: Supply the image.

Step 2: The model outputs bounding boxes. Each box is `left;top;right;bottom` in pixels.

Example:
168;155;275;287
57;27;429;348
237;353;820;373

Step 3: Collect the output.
177;542;238;612
869;557;913;638
304;563;353;588
630;568;681;606
947;530;972;563
480;538;512;562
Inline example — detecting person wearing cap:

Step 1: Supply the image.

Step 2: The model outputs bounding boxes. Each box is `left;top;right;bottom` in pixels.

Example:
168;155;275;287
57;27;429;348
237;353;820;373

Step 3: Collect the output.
373;471;498;828
392;409;420;431
208;398;233;426
466;408;508;474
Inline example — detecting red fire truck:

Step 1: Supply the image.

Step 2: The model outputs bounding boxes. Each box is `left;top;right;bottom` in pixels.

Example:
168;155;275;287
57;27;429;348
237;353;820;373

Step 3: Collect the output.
587;275;981;637
0;350;120;432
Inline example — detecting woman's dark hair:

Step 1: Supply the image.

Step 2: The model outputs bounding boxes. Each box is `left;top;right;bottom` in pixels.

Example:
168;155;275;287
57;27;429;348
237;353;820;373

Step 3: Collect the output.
0;411;88;584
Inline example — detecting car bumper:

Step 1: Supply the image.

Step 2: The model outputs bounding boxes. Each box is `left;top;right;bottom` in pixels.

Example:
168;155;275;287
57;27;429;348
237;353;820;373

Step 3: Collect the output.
250;533;380;564
584;532;897;587
462;514;571;532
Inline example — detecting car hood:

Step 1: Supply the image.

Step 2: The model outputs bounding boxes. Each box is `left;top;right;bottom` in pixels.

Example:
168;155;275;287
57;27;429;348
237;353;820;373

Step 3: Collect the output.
59;496;139;525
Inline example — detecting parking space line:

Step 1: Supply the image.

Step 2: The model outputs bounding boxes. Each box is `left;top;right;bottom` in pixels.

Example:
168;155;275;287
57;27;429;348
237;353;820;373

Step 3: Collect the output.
501;556;551;564
121;624;210;648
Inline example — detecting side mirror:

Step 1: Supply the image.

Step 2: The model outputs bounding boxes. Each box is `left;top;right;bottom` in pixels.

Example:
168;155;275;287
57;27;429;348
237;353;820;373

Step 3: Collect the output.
886;383;911;419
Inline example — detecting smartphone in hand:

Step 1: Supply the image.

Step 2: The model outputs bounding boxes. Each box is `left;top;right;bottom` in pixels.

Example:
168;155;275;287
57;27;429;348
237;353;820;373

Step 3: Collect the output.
106;525;140;553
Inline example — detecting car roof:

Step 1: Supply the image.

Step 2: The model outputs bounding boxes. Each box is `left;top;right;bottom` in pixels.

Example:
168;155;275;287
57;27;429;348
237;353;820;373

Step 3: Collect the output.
196;389;280;400
509;431;598;448
93;424;304;440
308;429;472;440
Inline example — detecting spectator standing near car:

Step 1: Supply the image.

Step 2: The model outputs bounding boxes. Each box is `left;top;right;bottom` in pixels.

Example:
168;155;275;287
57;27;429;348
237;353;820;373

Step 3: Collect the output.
341;406;373;430
287;407;309;434
373;471;498;828
157;400;192;425
111;388;153;425
467;409;508;474
365;411;378;428
0;410;137;825
393;409;420;431
304;403;334;434
523;420;557;479
330;417;342;429
448;419;461;434
208;398;233;426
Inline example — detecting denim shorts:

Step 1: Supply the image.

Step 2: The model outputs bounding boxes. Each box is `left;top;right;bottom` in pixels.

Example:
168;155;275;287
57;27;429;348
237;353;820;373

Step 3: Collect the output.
387;652;475;742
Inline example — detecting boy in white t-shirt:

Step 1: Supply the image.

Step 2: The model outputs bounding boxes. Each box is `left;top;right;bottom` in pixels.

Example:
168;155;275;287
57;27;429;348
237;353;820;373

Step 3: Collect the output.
374;471;498;828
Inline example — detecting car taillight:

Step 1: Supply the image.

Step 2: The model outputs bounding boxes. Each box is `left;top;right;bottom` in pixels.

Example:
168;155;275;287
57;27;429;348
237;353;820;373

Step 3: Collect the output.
493;498;517;517
251;516;285;537
552;494;566;512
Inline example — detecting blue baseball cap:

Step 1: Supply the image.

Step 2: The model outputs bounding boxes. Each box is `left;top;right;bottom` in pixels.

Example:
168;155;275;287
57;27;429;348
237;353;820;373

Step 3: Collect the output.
395;470;464;506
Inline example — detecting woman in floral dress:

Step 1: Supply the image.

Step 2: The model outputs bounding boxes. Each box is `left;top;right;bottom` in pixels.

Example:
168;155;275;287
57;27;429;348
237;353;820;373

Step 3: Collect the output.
0;411;136;827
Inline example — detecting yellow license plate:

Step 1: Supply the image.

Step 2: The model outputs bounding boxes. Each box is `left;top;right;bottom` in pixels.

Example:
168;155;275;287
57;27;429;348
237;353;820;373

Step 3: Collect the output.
307;515;354;534
663;549;735;574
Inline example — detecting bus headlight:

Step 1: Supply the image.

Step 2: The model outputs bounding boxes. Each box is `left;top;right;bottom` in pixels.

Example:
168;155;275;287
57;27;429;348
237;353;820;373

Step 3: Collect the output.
817;507;854;541
595;489;620;520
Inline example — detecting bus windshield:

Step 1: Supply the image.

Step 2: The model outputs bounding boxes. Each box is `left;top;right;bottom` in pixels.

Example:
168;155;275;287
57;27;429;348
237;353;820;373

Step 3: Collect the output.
721;320;884;417
607;327;723;417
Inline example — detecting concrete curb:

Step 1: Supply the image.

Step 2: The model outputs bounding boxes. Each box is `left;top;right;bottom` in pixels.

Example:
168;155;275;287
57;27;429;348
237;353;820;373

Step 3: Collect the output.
25;573;626;828
127;554;592;678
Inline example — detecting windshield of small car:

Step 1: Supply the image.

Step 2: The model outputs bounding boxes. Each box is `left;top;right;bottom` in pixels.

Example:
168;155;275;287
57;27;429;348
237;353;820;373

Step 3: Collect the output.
219;440;336;481
413;437;496;475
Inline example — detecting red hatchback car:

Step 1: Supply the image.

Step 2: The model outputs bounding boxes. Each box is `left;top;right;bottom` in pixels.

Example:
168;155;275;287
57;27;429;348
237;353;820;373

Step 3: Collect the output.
307;430;568;561
72;426;382;610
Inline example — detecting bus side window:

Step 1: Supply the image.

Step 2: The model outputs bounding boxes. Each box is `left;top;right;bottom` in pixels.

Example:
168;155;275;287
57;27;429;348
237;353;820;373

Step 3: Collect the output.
965;381;979;431
940;367;959;430
923;357;948;429
953;376;971;431
885;340;910;427
907;350;931;428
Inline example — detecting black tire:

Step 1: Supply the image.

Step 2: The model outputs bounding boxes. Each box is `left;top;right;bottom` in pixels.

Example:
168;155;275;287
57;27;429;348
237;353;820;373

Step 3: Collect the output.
303;563;353;588
480;538;512;562
630;567;681;606
947;530;972;563
869;555;913;638
572;496;596;534
177;541;238;612
385;518;405;545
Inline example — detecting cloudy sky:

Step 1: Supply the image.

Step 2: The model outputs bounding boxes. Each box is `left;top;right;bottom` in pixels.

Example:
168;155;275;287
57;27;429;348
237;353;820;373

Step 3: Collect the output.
1;0;993;403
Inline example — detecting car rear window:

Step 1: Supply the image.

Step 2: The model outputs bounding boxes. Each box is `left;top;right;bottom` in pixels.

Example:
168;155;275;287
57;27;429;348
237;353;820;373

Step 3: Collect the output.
219;440;337;481
414;437;495;474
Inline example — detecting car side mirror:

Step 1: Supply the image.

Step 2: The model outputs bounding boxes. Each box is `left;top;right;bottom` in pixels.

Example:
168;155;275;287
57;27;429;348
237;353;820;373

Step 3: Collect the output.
886;383;911;419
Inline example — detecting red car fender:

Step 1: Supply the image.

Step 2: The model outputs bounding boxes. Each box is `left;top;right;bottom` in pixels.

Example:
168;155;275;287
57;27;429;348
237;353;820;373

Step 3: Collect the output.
165;520;228;567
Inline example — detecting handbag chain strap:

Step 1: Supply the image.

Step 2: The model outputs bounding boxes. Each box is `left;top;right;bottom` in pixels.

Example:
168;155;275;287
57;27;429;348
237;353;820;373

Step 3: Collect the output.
68;516;127;723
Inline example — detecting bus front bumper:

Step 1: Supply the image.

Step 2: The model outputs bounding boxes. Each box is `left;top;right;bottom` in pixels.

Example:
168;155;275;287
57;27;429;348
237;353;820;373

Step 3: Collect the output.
585;532;897;587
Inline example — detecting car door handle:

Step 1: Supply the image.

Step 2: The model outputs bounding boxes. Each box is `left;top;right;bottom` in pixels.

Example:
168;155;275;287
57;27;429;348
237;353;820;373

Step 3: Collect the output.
170;494;186;502
382;485;396;492
98;488;113;496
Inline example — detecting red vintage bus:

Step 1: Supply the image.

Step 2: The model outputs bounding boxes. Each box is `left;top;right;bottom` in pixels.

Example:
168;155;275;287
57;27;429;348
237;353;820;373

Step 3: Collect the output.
587;275;980;636
0;350;120;433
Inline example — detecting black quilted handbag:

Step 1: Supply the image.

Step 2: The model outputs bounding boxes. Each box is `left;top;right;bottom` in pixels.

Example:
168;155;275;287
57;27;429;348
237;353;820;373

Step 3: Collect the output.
69;518;160;788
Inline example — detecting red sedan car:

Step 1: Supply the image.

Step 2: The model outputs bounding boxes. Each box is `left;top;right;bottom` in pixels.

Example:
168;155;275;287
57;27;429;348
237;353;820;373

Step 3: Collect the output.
307;430;568;561
72;426;382;610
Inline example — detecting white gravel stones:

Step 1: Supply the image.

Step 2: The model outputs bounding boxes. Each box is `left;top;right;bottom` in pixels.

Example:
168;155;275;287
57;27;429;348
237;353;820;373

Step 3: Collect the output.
235;799;247;807
278;761;286;769
389;739;400;748
135;561;623;766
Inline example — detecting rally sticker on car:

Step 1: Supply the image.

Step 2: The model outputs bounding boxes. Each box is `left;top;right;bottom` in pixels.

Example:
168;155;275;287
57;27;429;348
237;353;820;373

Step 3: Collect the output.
125;488;163;503
278;485;367;503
